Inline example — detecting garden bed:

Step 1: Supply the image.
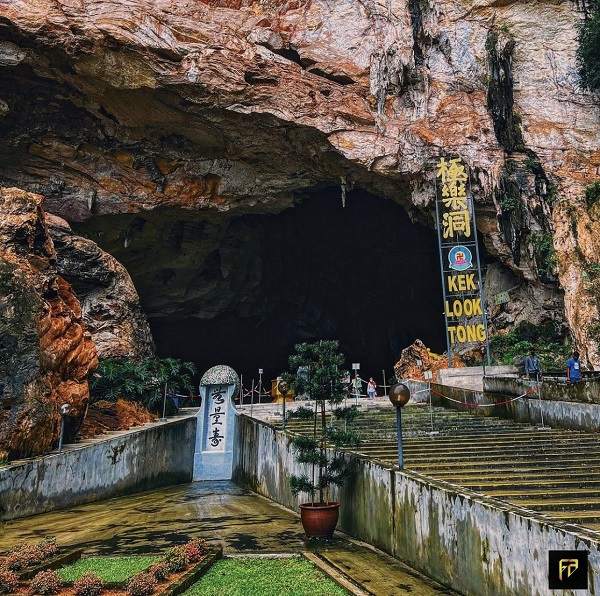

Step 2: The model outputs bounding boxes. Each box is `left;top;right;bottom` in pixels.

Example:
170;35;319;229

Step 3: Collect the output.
1;539;221;596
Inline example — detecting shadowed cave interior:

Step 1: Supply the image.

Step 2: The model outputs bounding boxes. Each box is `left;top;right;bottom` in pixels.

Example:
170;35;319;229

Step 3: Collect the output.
77;188;446;380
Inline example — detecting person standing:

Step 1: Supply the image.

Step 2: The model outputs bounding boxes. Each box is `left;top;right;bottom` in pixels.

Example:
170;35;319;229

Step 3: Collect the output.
524;350;541;381
367;377;377;399
353;375;362;399
567;351;582;384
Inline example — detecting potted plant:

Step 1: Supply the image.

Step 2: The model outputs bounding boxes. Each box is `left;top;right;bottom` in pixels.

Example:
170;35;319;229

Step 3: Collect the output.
284;340;360;539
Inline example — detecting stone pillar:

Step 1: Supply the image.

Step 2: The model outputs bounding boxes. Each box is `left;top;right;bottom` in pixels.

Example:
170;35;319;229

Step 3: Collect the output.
193;365;239;481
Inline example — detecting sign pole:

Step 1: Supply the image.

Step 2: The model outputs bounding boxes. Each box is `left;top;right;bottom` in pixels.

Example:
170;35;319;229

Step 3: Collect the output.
469;195;492;366
435;189;453;367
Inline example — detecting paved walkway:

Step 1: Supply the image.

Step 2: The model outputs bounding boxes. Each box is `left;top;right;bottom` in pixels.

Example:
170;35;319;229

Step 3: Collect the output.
0;481;453;595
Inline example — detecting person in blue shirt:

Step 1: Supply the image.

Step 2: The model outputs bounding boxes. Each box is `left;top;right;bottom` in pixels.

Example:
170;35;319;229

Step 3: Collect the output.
524;350;541;380
566;351;582;384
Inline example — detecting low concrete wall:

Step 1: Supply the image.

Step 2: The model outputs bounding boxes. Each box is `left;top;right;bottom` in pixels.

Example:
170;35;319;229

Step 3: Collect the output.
485;375;600;405
233;414;600;596
438;365;517;391
0;416;196;521
484;376;600;431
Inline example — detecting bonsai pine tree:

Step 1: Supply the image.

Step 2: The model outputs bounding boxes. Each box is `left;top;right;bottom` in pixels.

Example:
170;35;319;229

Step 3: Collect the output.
284;340;359;505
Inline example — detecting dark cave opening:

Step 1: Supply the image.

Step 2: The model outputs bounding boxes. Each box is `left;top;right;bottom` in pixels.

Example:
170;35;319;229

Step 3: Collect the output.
144;188;446;381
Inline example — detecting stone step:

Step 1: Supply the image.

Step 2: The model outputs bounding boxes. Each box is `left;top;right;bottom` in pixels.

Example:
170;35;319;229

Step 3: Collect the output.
429;469;600;483
364;449;600;463
541;509;600;522
509;498;600;512
483;488;600;499
405;459;600;472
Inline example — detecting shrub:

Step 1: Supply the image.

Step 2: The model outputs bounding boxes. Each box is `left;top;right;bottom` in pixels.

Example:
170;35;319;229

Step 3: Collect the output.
585;180;600;208
530;232;557;281
90;357;196;412
126;573;157;596
490;321;569;369
148;562;169;582
5;543;42;571
182;539;207;564
163;546;188;573
289;406;314;420
577;0;600;91
0;569;19;594
29;570;61;595
73;573;104;596
332;406;359;423
38;537;58;559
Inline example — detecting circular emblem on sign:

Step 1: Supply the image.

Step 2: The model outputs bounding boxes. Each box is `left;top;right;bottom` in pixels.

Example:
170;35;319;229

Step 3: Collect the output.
448;245;473;271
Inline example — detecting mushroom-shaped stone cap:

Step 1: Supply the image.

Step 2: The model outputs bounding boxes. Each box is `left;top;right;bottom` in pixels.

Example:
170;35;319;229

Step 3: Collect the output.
200;364;240;391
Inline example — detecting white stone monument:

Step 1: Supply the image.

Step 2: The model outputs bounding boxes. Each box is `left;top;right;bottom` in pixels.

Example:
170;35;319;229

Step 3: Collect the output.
193;364;239;481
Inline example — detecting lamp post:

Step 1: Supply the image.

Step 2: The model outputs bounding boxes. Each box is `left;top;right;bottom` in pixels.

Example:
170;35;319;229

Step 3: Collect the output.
388;383;411;469
58;403;70;452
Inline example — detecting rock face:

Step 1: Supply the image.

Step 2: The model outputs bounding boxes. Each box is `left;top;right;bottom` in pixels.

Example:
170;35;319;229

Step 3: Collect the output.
46;215;155;359
0;1;599;363
0;187;97;459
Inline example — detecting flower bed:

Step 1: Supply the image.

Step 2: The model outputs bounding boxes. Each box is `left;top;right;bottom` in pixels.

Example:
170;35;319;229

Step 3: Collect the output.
0;538;83;581
2;539;222;596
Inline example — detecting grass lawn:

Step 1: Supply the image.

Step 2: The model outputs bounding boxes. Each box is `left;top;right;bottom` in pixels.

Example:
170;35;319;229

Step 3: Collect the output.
58;555;158;583
185;557;348;596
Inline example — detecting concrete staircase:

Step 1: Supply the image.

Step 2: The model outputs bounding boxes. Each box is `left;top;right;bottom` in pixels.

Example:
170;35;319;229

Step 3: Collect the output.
282;403;600;530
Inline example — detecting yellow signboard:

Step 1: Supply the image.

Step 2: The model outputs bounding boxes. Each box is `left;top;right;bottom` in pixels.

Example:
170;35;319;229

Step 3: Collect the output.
435;156;490;363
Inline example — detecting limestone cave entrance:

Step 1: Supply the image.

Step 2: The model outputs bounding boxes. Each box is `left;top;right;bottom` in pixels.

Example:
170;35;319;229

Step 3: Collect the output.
78;188;446;381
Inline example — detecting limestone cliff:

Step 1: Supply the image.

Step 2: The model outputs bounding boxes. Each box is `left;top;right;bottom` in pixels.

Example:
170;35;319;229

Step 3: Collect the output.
0;1;598;364
46;215;155;359
0;187;97;459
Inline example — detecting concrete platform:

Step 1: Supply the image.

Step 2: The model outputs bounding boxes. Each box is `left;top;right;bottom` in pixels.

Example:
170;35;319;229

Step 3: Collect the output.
0;481;455;595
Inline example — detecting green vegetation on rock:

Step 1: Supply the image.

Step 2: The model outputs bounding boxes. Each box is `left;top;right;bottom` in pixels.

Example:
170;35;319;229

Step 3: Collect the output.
585;180;600;208
58;556;158;584
490;321;569;369
90;357;196;412
184;558;347;596
577;0;600;91
530;232;557;281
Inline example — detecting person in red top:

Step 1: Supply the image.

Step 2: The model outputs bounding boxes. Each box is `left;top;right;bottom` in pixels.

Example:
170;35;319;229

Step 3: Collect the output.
367;378;377;399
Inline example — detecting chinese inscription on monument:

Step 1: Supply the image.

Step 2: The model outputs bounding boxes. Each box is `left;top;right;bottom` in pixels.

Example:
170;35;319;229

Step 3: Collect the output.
205;385;227;451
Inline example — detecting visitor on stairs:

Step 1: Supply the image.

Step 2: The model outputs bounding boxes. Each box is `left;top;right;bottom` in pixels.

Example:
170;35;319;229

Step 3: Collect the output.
524;350;541;381
566;351;582;384
367;378;377;399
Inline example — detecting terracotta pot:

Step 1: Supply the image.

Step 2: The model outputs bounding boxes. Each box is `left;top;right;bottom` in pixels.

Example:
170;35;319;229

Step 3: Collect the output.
299;502;340;538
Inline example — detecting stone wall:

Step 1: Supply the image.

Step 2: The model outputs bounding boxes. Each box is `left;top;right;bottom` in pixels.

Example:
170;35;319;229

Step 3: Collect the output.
485;375;600;405
233;414;600;596
483;376;600;431
0;416;196;521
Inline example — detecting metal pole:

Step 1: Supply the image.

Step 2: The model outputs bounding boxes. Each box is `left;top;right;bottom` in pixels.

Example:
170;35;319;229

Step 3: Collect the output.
382;369;387;397
469;194;491;366
161;382;168;420
258;369;263;405
239;374;243;405
396;406;403;469
282;390;287;430
537;374;545;428
250;378;254;418
428;381;434;434
58;416;65;452
434;183;453;368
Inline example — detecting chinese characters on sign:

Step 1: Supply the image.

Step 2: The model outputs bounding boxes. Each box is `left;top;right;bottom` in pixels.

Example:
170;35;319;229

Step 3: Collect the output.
435;156;489;365
205;385;227;451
